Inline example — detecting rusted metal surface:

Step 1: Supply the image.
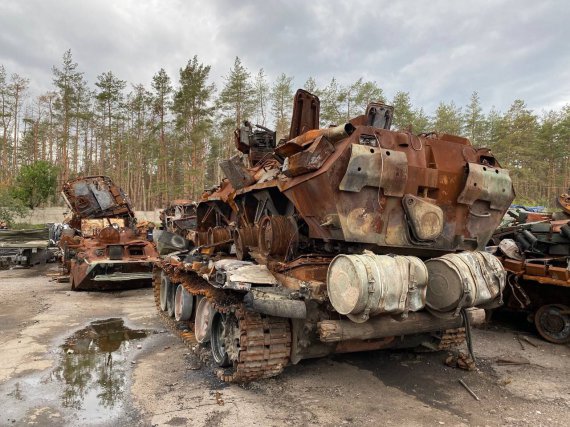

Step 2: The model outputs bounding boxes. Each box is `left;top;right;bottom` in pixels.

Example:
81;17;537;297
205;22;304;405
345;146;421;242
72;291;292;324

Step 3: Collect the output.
160;199;196;237
154;88;513;381
62;175;134;229
60;176;158;291
288;89;320;140
491;198;570;343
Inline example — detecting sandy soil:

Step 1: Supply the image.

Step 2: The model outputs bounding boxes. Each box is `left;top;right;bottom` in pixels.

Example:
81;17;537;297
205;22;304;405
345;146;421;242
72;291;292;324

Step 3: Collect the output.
0;265;568;426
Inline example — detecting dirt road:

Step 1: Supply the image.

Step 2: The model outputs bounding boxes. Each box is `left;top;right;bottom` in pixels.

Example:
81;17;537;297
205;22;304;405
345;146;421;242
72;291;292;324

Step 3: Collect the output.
0;265;568;426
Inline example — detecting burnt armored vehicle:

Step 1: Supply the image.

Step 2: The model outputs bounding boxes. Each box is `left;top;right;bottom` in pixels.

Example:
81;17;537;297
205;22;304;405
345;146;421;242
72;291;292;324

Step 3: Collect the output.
490;195;570;343
155;90;514;382
60;176;159;291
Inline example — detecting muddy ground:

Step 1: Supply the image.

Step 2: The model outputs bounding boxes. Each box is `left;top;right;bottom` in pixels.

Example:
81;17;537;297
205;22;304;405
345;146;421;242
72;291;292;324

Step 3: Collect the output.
0;265;568;427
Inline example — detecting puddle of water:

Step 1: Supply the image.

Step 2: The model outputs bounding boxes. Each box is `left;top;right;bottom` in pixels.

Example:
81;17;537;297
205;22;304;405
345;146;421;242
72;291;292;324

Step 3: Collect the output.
49;318;148;416
0;318;150;425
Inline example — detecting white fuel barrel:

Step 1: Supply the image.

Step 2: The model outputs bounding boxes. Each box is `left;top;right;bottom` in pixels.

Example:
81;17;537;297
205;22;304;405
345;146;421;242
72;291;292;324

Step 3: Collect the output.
326;252;428;323
425;251;505;314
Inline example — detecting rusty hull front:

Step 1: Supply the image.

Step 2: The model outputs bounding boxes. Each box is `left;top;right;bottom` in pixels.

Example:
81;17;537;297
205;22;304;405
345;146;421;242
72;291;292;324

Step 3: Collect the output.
68;229;157;291
61;175;159;291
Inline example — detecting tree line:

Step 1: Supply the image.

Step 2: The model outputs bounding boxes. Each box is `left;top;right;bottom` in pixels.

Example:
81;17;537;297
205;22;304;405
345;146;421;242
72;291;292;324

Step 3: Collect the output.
1;50;569;213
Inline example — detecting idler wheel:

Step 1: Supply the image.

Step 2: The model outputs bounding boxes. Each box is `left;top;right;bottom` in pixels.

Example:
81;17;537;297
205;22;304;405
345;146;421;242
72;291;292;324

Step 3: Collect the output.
174;284;194;321
258;216;298;258
194;296;214;343
211;312;237;367
534;304;570;344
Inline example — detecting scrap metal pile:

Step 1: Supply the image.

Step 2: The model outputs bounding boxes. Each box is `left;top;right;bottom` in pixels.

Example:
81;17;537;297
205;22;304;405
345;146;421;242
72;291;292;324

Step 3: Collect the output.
490;193;570;343
159;199;197;238
59;176;158;291
155;89;515;382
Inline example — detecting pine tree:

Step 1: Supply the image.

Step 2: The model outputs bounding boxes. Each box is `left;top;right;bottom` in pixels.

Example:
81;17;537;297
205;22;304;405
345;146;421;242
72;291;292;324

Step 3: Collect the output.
52;50;84;181
391;91;415;131
320;77;343;126
463;91;486;146
303;77;319;95
0;65;13;182
253;69;269;126
150;68;172;205
95;71;126;177
433;101;463;135
271;73;294;140
351;79;385;116
218;57;255;128
172;56;215;198
218;57;255;159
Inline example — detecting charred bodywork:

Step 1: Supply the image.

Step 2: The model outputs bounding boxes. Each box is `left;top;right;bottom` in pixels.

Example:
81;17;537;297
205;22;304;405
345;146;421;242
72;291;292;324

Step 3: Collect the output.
159;199;197;238
155;89;514;381
60;176;158;291
491;202;570;343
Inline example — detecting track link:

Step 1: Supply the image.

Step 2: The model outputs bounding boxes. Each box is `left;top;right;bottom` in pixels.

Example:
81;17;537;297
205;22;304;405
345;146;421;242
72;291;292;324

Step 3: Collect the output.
153;268;292;382
437;327;467;350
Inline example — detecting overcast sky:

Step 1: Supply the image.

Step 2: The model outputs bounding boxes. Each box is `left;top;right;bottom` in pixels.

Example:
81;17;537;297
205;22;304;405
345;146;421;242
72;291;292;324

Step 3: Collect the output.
1;0;568;114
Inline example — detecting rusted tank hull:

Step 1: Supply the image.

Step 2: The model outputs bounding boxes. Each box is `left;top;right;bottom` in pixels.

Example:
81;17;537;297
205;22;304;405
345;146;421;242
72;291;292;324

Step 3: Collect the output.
71;260;154;291
155;89;513;382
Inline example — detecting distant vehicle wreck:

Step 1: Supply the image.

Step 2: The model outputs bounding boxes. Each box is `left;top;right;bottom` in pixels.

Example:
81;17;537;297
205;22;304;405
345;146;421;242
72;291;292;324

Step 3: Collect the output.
59;176;159;291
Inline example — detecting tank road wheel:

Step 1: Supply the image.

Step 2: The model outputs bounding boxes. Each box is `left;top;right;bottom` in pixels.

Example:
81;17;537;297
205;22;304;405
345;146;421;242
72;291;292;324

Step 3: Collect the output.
534;304;570;344
166;282;176;318
211;312;234;367
194;296;214;343
211;307;292;382
159;273;169;311
174;285;194;321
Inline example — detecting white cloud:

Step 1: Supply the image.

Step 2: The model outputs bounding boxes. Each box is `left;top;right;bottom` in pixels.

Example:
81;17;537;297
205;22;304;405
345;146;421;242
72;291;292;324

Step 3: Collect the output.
0;0;568;113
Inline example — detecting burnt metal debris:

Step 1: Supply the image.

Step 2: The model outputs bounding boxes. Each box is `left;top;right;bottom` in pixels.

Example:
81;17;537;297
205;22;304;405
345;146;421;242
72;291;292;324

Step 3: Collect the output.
490;199;570;344
59;176;159;291
0;227;55;268
154;89;514;382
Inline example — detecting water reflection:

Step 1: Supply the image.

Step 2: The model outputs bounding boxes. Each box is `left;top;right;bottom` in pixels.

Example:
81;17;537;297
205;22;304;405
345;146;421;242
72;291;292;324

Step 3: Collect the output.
50;318;147;413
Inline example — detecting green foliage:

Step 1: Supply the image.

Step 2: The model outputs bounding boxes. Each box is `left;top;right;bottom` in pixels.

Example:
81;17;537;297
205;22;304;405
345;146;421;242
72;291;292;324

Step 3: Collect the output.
0;186;28;225
253;69;269;126
391;91;415;130
11;161;58;209
3;53;570;210
218;57;256;128
463;91;486;146
433;101;462;135
271;73;294;140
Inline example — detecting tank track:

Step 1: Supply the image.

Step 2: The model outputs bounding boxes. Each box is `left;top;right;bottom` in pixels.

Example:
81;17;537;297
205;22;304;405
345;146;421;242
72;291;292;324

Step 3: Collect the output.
436;327;467;350
152;269;291;382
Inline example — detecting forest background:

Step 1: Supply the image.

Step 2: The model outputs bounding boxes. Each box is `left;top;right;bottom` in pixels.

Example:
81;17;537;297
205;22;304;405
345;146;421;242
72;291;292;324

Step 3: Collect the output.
1;50;569;219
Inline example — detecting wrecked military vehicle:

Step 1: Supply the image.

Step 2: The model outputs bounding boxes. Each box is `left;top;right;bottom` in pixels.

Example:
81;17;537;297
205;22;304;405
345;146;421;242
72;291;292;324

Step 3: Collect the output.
59;176;158;291
490;195;570;343
154;89;514;382
159;199;197;237
0;227;54;269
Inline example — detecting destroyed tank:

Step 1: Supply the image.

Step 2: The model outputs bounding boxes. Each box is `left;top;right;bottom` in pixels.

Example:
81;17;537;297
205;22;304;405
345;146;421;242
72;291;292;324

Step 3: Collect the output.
60;176;159;291
155;89;515;382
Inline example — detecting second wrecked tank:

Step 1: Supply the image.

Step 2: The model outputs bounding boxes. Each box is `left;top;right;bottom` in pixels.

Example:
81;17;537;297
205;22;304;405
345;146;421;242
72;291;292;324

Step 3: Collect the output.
155;89;515;382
